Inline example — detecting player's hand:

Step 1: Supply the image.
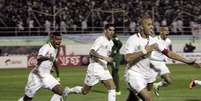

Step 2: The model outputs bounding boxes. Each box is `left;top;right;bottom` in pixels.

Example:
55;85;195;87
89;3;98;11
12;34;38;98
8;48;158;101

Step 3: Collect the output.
145;44;158;53
104;57;113;63
185;59;196;65
191;61;201;68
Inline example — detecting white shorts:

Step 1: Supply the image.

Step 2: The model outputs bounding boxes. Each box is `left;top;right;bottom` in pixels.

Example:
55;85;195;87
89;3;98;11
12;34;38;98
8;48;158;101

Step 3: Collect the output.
151;60;170;76
125;70;156;93
84;63;112;86
25;72;60;97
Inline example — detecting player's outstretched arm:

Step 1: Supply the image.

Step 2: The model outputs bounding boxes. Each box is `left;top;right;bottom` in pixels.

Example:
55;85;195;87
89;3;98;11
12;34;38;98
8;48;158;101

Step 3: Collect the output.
166;51;201;68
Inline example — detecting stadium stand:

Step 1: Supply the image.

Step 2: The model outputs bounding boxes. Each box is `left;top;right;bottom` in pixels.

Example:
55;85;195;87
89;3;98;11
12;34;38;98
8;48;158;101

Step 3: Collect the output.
0;0;200;36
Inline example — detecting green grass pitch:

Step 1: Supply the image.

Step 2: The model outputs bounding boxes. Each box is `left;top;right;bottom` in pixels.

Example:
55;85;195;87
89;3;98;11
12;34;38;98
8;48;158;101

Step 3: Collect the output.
0;64;201;101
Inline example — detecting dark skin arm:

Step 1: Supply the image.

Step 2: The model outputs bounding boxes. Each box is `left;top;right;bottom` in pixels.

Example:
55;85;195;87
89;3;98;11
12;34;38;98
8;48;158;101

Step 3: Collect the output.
53;60;59;78
37;55;54;66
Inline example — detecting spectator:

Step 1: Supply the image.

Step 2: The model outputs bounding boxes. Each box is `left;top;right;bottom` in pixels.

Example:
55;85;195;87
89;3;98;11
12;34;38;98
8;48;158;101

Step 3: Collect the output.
60;20;67;33
44;19;51;33
183;42;196;52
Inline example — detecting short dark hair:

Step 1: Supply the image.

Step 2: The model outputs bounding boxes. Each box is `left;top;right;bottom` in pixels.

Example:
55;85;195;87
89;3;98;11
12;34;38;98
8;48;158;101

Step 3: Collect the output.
51;31;62;36
104;24;115;30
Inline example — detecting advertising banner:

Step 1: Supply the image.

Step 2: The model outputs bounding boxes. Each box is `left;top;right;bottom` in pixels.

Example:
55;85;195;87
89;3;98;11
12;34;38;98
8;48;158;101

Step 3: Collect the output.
0;56;27;68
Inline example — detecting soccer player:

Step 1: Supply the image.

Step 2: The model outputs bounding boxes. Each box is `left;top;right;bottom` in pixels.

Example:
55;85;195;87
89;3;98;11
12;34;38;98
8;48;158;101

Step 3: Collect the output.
18;32;69;101
124;15;201;101
110;33;123;95
66;24;116;101
150;26;173;96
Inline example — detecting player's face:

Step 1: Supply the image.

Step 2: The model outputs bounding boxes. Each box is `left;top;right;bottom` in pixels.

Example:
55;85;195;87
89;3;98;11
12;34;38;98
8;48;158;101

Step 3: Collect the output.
160;27;169;39
52;36;62;48
142;18;154;36
105;26;115;40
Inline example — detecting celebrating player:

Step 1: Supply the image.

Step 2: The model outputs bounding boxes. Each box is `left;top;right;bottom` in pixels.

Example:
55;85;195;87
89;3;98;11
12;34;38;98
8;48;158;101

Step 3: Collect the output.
124;15;201;101
18;32;69;101
65;24;116;101
151;26;173;96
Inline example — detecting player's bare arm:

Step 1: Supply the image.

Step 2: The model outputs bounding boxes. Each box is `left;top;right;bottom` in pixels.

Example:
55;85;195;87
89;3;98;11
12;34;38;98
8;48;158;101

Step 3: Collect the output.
165;51;201;68
53;60;60;78
37;55;54;65
89;49;113;63
125;44;157;64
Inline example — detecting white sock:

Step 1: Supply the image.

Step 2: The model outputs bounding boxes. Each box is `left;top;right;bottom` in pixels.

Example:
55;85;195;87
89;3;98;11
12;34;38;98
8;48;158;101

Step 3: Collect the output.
63;87;71;96
18;97;24;101
70;86;83;94
50;94;62;101
194;80;201;86
108;89;116;101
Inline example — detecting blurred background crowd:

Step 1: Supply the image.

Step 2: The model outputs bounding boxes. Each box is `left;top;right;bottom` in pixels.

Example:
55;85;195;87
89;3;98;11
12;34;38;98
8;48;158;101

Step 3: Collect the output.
0;0;201;35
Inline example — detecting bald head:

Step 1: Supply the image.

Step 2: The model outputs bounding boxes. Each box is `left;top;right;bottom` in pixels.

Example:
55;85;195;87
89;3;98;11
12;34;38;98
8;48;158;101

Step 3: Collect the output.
139;16;154;37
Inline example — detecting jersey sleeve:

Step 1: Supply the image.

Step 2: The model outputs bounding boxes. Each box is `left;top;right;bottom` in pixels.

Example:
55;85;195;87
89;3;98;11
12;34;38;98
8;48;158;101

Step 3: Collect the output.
149;37;168;53
167;38;172;46
123;36;138;54
38;45;49;56
90;36;102;51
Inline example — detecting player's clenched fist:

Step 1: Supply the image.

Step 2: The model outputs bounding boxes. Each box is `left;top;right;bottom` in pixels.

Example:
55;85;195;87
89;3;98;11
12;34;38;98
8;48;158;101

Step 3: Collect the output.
145;44;158;53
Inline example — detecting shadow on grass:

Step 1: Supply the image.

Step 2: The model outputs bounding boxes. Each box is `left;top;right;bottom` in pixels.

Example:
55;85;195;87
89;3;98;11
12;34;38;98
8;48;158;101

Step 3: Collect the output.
91;89;106;94
184;99;201;101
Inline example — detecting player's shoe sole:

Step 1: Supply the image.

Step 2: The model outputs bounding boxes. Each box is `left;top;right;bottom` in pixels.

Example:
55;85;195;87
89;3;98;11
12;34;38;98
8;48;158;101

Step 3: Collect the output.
189;79;196;89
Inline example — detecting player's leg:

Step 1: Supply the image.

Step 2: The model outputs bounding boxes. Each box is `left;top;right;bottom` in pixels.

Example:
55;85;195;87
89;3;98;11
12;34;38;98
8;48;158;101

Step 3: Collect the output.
153;62;171;96
68;63;95;95
51;84;70;101
42;74;69;101
18;73;42;101
102;79;116;101
138;87;152;101
111;61;120;95
69;84;92;95
126;90;139;101
18;95;32;101
189;79;201;89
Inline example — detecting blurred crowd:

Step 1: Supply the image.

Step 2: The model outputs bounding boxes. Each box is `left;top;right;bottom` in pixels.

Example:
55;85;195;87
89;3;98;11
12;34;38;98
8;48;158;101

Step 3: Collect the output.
0;0;201;35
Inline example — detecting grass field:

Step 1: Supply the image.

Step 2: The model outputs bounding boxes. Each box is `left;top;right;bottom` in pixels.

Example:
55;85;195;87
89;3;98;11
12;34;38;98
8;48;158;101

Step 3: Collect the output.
0;64;201;101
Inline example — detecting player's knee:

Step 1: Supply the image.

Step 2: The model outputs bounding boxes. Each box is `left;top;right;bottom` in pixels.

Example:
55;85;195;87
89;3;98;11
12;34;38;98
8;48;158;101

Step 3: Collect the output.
165;77;172;85
144;96;152;101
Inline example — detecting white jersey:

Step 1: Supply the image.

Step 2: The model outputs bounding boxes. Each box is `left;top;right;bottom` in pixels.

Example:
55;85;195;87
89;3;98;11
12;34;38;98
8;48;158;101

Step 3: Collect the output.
90;35;113;66
123;33;166;77
37;43;57;74
150;36;171;61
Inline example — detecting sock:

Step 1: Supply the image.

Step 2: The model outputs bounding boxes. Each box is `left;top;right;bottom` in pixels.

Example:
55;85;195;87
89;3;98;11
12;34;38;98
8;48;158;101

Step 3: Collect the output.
70;86;83;94
194;80;201;86
50;94;62;101
108;89;116;101
18;97;24;101
63;87;71;96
